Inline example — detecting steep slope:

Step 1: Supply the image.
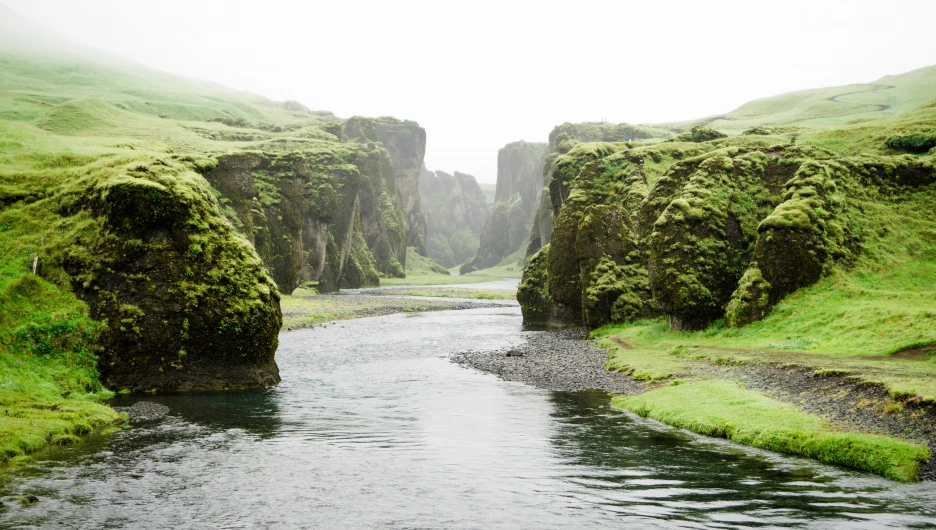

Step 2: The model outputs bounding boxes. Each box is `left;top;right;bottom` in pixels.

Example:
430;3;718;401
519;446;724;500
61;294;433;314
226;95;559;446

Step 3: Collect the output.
419;168;489;268
460;141;549;272
344;117;429;259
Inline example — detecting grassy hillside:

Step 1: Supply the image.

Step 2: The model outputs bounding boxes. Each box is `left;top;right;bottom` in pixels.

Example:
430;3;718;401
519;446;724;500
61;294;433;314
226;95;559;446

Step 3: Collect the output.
658;65;936;135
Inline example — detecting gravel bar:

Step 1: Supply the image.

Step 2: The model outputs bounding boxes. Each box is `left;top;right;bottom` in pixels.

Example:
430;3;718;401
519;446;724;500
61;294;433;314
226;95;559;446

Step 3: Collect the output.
453;328;643;394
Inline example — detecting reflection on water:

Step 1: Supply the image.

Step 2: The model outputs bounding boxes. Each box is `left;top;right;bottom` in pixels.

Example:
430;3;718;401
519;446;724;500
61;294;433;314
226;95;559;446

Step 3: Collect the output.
1;307;935;529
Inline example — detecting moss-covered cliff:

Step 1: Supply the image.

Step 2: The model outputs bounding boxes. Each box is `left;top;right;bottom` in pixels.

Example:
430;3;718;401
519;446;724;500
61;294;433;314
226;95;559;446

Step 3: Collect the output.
517;127;936;331
461;141;548;272
527;122;671;258
344;117;428;259
419;168;489;268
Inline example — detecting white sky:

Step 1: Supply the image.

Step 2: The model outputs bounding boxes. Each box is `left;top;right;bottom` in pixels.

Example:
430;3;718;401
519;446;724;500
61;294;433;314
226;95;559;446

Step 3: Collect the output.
5;0;936;182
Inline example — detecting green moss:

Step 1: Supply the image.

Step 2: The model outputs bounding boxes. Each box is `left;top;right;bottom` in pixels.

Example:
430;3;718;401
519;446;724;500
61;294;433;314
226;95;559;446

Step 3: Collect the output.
613;380;930;481
671;126;727;143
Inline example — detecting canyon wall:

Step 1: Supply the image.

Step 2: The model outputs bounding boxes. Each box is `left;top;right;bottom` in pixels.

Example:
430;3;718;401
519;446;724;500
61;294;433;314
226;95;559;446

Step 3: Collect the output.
419;167;489;268
460;141;548;272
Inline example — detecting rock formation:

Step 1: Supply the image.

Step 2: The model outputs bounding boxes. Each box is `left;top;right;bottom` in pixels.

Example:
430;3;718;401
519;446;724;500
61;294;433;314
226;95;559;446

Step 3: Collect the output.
419;167;490;268
527;122;662;258
50;157;282;391
517;136;935;331
461;141;548;272
344;117;428;258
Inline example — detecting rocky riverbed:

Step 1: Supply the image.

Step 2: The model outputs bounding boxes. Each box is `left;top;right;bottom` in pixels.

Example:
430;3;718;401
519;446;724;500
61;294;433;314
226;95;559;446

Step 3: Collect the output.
453;329;642;394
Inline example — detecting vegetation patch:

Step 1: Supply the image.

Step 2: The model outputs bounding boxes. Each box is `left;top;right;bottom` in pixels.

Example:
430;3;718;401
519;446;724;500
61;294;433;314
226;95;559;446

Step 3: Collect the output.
613;380;930;481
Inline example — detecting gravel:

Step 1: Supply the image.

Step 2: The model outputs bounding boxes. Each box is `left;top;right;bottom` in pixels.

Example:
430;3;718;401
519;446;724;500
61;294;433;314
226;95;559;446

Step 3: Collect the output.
453;328;643;394
113;401;170;422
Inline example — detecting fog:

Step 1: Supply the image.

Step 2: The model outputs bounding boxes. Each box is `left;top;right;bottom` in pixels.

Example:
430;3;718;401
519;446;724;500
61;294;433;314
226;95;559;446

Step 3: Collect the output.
4;0;935;182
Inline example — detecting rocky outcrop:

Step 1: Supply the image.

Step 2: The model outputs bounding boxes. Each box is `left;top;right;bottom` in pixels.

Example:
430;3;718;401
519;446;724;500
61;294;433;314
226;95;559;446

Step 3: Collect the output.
205;119;427;292
517;136;936;331
52;157;281;391
344;117;428;258
350;142;408;278
205;146;369;293
461;141;548;272
419;168;490;268
527;122;664;257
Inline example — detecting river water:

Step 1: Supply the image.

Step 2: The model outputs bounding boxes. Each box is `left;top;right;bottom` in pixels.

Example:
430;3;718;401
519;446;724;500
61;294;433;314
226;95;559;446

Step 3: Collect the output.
2;307;935;529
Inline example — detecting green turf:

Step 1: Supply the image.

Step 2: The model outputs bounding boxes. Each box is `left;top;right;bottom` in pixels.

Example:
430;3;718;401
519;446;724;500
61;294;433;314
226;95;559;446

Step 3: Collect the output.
613;380;930;482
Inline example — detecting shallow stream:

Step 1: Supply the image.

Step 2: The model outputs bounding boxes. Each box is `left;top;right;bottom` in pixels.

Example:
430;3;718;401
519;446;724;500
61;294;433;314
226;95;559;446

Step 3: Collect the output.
2;307;935;528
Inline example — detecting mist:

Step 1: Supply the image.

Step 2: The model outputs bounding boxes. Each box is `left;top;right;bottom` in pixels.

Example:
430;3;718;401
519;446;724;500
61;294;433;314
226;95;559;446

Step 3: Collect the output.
4;0;936;182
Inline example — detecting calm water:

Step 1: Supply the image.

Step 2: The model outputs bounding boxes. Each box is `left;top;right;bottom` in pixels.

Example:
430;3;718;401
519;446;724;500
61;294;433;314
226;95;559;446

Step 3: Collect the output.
2;307;935;529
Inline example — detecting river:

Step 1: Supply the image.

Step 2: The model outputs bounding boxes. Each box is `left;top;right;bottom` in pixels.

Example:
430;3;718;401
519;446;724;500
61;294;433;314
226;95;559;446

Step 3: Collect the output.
2;306;935;528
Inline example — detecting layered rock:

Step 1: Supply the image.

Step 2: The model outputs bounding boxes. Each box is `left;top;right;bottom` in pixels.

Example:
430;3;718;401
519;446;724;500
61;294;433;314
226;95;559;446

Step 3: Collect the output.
461;141;548;272
419;167;490;268
517;136;935;331
344;117;428;258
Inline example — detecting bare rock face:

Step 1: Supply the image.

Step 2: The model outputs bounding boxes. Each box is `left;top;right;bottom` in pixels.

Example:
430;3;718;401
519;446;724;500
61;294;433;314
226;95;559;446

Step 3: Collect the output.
344;117;428;259
461;141;548;272
419;168;490;268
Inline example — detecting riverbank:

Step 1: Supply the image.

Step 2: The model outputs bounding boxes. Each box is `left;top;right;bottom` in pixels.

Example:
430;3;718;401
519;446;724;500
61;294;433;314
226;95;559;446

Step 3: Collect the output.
281;287;517;331
455;325;935;482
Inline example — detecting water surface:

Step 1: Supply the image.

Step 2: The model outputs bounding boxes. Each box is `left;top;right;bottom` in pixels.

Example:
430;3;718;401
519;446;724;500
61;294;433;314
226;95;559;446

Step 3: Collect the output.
2;307;935;529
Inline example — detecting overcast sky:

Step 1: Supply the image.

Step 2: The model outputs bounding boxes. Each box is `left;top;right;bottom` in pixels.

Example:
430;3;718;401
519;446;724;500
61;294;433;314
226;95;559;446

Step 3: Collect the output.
6;0;936;182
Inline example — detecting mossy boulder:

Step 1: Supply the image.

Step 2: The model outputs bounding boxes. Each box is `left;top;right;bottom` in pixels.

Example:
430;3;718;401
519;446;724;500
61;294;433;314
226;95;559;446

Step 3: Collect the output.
576;206;651;328
54;159;281;391
517;245;551;327
672;126;728;143
647;153;773;330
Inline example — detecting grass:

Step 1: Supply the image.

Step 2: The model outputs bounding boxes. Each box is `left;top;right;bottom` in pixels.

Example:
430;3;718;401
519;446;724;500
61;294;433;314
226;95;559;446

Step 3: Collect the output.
614;380;930;482
396;289;515;300
0;273;122;463
656;65;936;135
381;254;523;287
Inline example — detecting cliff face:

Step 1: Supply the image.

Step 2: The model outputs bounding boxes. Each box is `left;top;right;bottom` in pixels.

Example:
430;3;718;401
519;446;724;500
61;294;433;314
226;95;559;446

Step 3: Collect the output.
516;136;936;331
205;145;373;294
527;122;662;258
344;117;428;258
350;142;408;278
206;118;427;292
461;141;548;272
419;168;490;268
